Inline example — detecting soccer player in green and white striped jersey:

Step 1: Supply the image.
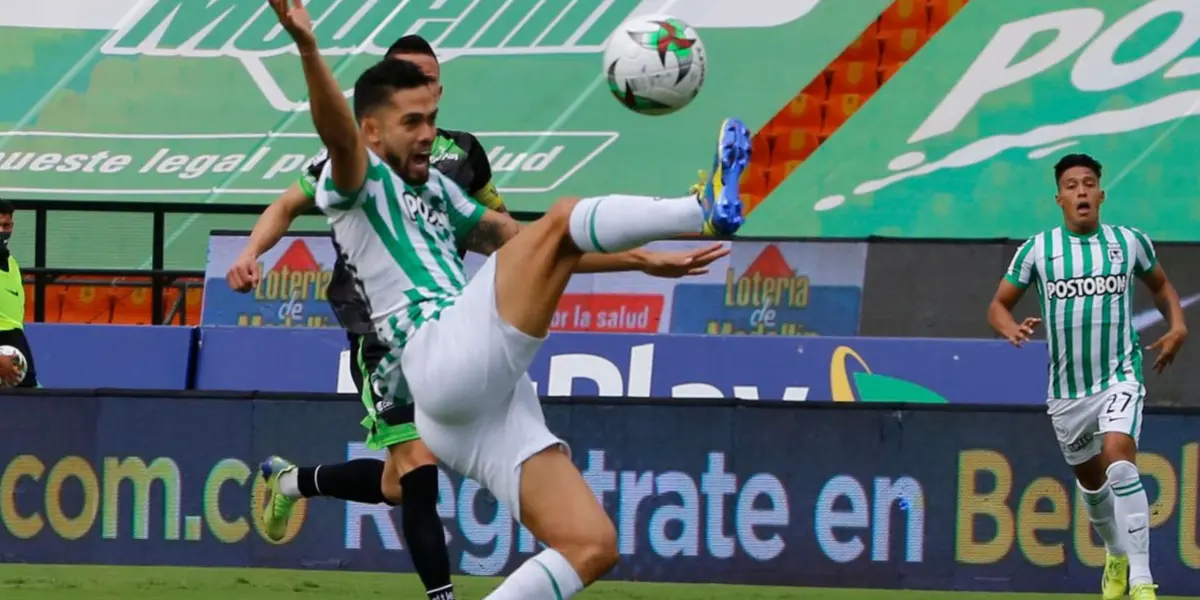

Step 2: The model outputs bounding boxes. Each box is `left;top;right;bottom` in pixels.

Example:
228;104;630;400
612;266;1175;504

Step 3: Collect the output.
988;154;1187;600
269;1;747;598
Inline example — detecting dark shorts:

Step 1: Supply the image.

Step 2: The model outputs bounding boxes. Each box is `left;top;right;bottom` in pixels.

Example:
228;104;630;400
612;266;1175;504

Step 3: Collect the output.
349;332;419;449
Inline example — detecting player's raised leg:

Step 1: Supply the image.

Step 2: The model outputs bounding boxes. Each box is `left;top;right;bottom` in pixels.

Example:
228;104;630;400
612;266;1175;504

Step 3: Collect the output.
260;456;398;536
493;117;750;339
471;121;750;599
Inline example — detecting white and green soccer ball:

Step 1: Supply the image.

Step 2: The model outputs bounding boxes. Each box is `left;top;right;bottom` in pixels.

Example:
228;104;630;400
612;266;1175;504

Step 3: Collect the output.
602;14;707;116
0;345;27;387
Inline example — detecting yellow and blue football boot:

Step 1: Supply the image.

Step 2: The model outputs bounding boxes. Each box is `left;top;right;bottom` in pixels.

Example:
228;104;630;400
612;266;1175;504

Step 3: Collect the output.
697;117;752;236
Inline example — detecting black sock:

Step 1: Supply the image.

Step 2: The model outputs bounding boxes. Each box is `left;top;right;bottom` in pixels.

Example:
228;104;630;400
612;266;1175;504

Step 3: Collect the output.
400;465;454;599
296;459;390;504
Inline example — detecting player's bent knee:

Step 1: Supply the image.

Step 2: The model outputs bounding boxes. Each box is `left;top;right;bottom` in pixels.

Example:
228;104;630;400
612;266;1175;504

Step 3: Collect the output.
388;439;438;474
1072;458;1108;492
543;198;580;231
399;464;440;506
1106;459;1139;484
556;524;619;584
380;478;403;505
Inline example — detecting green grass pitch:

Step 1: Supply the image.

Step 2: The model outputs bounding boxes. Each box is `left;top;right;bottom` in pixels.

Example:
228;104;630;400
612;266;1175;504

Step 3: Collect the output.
2;565;1199;599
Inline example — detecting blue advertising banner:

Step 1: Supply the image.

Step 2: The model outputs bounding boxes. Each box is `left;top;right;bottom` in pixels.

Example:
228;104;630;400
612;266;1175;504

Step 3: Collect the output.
2;394;1198;594
195;326;349;393
23;323;194;390
19;323;1050;404
193;328;1051;405
202;232;868;336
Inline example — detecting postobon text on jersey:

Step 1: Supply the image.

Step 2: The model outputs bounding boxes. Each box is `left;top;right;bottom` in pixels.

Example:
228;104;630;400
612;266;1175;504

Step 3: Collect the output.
1045;274;1129;300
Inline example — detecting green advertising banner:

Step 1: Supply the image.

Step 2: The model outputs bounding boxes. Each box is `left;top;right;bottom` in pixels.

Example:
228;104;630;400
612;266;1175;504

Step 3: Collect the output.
9;0;1194;270
749;0;1200;242
0;0;884;268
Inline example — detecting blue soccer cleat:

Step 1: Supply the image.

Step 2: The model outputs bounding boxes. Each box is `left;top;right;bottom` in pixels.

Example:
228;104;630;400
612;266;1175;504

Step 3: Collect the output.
697;117;751;236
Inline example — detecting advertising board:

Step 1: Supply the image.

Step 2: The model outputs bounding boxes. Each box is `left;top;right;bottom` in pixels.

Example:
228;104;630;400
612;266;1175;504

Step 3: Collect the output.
3;394;1198;593
201;232;868;337
194;327;1050;405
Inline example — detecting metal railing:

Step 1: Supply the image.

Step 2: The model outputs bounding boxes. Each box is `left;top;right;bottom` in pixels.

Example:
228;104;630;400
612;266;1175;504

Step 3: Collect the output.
11;198;544;325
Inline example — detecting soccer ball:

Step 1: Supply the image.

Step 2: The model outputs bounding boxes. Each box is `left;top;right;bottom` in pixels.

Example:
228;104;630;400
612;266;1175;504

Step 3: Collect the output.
602;14;707;115
0;345;26;387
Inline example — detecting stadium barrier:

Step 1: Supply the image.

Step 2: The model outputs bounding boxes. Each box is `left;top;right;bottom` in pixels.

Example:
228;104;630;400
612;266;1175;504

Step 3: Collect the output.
23;323;1051;404
12;202;1200;404
25;323;195;389
10;199;543;326
1;391;1198;594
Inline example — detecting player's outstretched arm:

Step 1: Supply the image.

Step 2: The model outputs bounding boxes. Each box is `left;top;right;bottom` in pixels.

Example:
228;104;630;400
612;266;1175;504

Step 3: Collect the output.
227;183;315;292
988;279;1040;347
269;0;366;194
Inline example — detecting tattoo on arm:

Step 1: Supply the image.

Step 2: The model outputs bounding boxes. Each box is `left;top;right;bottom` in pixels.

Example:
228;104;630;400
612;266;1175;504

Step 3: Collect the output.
463;213;518;255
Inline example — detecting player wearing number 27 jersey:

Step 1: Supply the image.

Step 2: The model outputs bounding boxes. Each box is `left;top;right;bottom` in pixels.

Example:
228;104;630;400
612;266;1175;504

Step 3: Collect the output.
989;154;1187;600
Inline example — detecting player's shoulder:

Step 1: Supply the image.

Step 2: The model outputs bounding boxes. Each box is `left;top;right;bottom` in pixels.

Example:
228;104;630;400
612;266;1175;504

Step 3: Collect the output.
1107;223;1153;242
437;128;490;166
437;127;481;147
1017;228;1054;251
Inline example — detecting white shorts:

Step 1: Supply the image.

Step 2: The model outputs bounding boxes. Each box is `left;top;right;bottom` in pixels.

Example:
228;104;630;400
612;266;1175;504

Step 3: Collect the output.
397;254;567;521
1047;381;1145;466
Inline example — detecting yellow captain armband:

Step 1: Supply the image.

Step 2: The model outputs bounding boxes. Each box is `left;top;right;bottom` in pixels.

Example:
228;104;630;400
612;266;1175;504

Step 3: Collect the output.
473;181;504;211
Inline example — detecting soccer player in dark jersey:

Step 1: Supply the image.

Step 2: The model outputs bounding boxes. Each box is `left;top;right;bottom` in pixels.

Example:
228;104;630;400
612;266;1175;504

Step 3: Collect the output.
225;35;490;600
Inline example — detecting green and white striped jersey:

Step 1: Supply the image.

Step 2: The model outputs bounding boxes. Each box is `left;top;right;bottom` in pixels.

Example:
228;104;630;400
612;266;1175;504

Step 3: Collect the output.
1005;224;1157;401
314;150;485;349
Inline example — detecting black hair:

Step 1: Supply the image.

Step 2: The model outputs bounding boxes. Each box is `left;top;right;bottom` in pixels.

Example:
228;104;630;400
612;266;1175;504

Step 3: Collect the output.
1054;153;1102;184
352;58;437;121
386;34;437;60
0;200;13;215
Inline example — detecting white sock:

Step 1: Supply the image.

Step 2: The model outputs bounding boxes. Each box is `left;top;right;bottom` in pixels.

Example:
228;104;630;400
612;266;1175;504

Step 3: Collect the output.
484;549;584;600
277;468;302;498
1108;460;1152;585
568;194;703;254
1078;480;1123;555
